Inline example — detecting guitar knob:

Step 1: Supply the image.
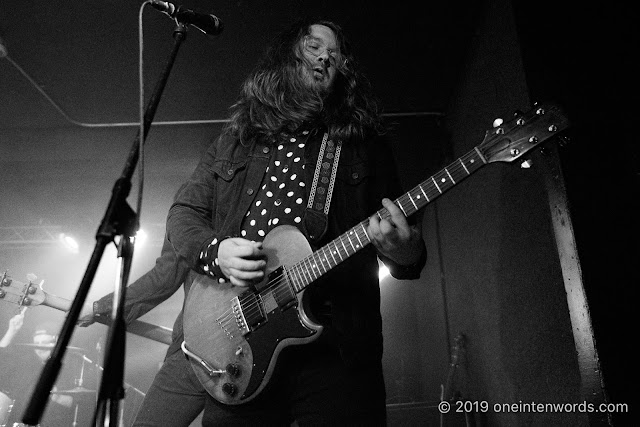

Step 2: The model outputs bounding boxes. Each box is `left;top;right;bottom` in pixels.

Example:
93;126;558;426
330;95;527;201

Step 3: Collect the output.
222;382;237;396
226;363;241;378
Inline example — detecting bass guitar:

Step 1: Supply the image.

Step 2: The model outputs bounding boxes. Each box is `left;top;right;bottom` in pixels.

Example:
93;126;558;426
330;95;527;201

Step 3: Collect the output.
181;103;570;405
0;272;172;345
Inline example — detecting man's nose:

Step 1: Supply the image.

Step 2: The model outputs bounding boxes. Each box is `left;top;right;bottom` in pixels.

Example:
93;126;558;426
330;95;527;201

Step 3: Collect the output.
316;49;330;63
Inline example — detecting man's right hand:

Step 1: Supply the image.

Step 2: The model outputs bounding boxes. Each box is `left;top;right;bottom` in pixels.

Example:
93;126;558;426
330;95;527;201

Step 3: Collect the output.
8;309;25;333
218;238;267;287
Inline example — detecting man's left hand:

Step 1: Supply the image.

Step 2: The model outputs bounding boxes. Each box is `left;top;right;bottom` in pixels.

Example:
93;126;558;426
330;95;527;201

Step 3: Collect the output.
368;198;423;266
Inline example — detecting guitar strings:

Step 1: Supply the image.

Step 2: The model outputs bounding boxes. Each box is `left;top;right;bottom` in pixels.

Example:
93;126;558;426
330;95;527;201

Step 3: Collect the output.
0;284;32;305
229;223;373;328
216;153;479;333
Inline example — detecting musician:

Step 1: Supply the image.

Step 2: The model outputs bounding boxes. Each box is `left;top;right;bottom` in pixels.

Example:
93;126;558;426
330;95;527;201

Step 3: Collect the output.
0;315;78;426
131;17;427;426
0;309;25;348
78;234;191;330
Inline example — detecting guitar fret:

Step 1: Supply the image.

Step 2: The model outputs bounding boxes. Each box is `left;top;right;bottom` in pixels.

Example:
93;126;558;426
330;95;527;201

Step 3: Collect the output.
445;167;456;184
397;201;407;216
321;246;334;269
351;229;363;248
359;223;370;244
315;249;327;273
419;184;430;202
306;257;319;280
345;232;356;252
473;146;488;164
300;261;313;284
316;252;328;274
407;192;418;210
431;176;442;193
327;243;338;265
308;256;320;277
458;158;470;175
339;237;349;258
332;241;344;262
310;253;323;275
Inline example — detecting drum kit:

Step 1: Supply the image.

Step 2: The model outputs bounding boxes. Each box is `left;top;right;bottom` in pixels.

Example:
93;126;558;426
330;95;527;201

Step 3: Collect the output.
1;343;97;427
1;340;147;427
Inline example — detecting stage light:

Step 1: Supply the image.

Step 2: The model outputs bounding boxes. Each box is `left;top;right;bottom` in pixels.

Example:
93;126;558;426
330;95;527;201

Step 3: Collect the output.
135;229;148;247
58;233;79;253
379;264;390;281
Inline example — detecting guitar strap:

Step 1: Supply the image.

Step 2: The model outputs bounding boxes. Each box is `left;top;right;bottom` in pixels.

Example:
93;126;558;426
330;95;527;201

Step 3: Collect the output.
303;132;342;245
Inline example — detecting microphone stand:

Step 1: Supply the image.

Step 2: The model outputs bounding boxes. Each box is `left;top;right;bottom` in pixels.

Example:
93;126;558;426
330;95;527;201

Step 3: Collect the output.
21;22;189;427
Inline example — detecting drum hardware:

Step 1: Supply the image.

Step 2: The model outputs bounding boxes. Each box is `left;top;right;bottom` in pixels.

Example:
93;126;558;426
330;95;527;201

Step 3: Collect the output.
50;387;96;396
0;391;14;427
14;343;86;352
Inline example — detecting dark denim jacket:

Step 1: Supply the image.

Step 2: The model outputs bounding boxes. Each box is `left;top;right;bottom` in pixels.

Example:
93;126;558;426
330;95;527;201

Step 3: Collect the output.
166;131;427;365
94;131;426;368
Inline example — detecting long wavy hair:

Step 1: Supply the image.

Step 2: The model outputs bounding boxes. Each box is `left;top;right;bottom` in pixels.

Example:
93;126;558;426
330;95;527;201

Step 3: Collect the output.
224;17;385;145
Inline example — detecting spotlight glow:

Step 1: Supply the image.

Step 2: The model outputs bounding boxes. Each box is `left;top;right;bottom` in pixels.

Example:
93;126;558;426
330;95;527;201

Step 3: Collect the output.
378;264;390;281
58;233;79;253
135;229;148;247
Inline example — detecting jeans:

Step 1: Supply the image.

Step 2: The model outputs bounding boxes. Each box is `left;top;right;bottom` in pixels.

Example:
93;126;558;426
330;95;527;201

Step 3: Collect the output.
133;341;386;426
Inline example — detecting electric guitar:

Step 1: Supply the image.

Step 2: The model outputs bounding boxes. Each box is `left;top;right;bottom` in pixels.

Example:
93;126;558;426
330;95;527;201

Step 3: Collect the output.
0;272;173;345
181;103;570;405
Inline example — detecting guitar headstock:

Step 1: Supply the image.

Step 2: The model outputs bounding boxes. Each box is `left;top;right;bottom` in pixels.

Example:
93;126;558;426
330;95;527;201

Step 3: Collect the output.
478;103;569;164
0;271;46;309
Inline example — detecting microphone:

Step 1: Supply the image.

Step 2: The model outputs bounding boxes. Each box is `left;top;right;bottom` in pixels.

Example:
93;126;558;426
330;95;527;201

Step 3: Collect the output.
150;0;223;36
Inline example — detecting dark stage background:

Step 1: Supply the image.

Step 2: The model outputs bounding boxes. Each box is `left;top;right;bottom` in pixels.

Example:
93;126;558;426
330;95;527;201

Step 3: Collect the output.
0;1;635;426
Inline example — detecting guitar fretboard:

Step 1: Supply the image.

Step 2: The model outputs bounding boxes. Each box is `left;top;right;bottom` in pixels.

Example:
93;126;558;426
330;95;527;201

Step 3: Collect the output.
286;148;486;292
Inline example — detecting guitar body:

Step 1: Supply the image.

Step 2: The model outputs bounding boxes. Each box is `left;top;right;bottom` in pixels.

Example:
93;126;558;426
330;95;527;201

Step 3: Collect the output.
182;225;323;405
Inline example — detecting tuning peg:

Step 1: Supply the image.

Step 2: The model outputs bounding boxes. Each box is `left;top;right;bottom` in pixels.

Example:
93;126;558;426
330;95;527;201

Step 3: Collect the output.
492;118;503;128
26;273;38;282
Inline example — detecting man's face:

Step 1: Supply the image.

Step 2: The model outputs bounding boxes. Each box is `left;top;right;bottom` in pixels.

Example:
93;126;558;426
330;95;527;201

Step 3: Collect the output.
299;24;341;94
33;332;55;361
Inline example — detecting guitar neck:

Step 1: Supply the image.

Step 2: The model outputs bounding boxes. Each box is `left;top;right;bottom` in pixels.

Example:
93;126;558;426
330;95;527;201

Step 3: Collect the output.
43;293;173;346
287;147;487;292
41;292;73;312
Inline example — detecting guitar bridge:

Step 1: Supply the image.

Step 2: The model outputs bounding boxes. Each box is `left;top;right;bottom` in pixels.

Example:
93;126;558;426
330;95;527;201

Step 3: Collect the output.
230;296;251;335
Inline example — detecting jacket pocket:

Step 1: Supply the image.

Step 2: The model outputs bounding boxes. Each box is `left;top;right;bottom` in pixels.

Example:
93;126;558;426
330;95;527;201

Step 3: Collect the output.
335;160;373;227
212;159;247;182
211;159;247;222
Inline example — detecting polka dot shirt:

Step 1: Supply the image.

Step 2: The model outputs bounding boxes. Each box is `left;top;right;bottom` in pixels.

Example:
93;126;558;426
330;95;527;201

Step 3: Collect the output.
199;131;311;282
